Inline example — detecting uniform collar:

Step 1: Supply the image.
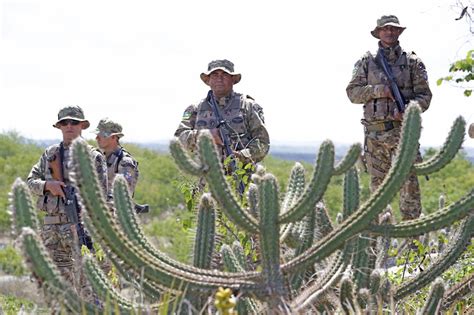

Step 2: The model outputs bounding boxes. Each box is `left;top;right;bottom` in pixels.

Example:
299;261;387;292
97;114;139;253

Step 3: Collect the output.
378;42;402;62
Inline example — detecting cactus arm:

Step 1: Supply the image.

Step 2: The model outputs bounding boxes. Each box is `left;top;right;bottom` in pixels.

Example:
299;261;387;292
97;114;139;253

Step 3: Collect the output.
368;190;474;237
193;193;216;269
197;132;259;233
231;241;248;271
282;105;422;273
10;178;39;231
420;278;445;314
71;139;261;292
169;138;203;176
259;174;286;299
19;228;98;313
394;215;474;301
414;116;465;175
343;167;360;217
441;273;474;311
289;209;316;291
333;144;362;176
340;277;357;314
279;140;335;224
113;176;242;279
280;163;306;243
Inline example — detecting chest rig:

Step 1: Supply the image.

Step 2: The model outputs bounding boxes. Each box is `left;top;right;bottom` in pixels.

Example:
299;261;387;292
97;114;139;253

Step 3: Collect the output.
195;92;251;151
364;48;415;122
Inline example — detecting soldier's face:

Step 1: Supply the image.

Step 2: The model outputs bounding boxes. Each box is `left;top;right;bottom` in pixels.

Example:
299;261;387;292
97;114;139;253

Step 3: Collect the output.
208;70;234;98
378;26;402;47
96;134;116;151
58;120;84;144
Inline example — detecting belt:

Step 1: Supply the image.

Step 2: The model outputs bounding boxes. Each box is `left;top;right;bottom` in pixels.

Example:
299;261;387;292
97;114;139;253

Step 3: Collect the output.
365;121;401;132
44;214;70;225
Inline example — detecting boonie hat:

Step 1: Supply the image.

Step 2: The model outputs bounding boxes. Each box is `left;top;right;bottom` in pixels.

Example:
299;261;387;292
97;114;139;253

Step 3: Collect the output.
371;15;406;39
53;105;90;129
93;118;124;138
200;59;241;85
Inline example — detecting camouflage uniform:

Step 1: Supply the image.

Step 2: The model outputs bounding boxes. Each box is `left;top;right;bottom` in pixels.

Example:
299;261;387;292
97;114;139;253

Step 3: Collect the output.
469;123;474;139
27;106;107;298
175;60;269;164
346;16;432;220
94;118;139;198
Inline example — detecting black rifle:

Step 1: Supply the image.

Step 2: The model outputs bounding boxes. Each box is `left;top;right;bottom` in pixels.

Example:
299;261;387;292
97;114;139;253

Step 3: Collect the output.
63;185;93;250
376;48;406;113
207;90;246;195
134;203;149;214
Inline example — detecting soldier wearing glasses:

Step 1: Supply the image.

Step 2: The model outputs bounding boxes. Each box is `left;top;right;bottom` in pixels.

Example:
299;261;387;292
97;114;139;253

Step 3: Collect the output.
27;105;107;297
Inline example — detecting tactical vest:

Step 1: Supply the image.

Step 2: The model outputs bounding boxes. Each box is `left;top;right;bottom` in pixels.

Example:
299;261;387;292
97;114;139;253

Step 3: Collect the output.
195;93;252;151
364;51;416;122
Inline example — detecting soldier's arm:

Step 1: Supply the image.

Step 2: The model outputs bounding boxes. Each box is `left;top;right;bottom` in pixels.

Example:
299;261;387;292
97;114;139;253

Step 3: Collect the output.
174;105;199;151
346;55;388;104
408;56;432;112
118;157;139;196
27;152;48;195
241;101;270;163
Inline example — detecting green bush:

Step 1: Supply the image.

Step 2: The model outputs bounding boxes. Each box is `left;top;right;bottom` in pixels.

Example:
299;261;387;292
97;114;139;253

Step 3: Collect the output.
0;245;27;276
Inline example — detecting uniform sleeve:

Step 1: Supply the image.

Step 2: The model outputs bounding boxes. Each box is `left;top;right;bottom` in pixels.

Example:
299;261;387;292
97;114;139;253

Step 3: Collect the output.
241;101;270;163
346;55;387;104
92;150;108;196
27;152;47;196
118;156;139;196
408;56;432;112
174;105;199;150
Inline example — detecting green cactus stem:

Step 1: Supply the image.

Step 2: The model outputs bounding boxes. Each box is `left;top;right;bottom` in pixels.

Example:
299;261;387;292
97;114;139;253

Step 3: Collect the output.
282;105;422;273
71;138;262;292
258;174;287;301
414;116;465;176
368;189;474;238
333;143;362;175
279;140;335;224
197;132;260;234
10;178;39;231
394;215;474;301
193;193;216;269
441;273;474;311
420;278;445;314
169;139;204;176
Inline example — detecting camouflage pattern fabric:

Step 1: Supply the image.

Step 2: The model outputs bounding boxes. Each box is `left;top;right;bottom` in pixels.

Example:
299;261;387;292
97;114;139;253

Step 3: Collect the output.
364;128;423;220
105;147;139;197
27;141;107;298
469;123;474;139
346;42;431;221
174;91;270;163
346;43;432;122
94;118;124;138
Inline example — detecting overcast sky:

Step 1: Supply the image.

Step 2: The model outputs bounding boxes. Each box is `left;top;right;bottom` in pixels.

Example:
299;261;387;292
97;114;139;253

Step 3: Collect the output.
1;0;473;149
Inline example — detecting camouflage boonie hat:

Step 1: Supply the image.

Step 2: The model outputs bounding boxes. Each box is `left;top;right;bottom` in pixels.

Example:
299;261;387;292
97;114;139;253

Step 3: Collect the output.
200;59;241;85
53;105;90;129
93;118;124;138
371;15;406;39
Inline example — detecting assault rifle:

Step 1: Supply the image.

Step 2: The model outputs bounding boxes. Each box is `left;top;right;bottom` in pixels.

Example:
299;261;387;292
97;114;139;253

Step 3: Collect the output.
207;90;246;195
49;146;93;250
376;48;406;113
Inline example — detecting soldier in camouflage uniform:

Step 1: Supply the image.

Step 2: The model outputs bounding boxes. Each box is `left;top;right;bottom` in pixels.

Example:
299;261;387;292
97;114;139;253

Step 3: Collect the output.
346;15;432;221
175;59;269;176
94;118;139;199
27;105;108;298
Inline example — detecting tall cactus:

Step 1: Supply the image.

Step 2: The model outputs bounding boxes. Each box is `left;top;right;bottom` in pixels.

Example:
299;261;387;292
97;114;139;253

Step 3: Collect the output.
10;105;473;313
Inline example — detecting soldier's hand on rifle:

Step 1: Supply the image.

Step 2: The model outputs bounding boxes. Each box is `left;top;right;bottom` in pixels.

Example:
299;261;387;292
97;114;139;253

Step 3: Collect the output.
209;128;224;146
393;108;403;122
45;180;66;197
